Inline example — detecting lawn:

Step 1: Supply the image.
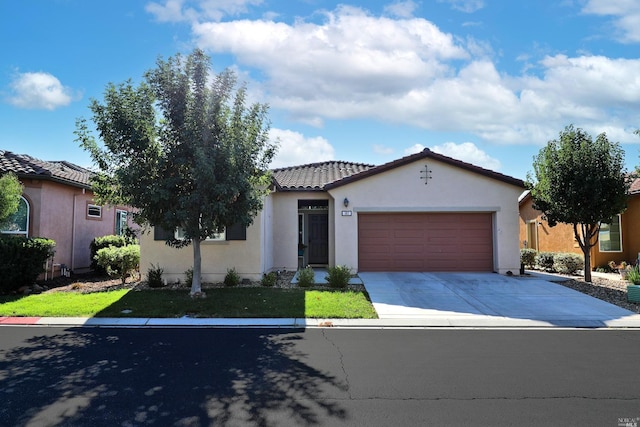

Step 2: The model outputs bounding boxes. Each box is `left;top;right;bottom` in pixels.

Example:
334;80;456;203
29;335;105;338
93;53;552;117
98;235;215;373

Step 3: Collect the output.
0;287;378;319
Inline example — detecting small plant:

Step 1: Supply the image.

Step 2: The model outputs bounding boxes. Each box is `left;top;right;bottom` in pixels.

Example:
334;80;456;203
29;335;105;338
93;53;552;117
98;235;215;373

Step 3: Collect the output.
224;268;240;287
297;265;315;288
535;251;555;272
184;268;193;287
553;253;583;275
261;272;277;287
626;265;640;285
147;263;165;288
95;244;140;285
520;248;537;269
325;265;352;288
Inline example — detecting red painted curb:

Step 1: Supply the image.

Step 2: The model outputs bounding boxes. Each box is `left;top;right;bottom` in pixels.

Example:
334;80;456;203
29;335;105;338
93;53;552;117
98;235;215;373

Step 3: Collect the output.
0;317;41;324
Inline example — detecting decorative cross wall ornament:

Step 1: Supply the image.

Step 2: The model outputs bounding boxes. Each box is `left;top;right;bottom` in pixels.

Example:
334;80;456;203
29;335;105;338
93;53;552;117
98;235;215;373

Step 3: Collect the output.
420;164;433;185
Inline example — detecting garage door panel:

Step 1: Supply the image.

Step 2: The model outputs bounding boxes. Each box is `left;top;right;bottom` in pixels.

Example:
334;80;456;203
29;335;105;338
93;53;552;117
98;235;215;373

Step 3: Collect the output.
358;213;493;272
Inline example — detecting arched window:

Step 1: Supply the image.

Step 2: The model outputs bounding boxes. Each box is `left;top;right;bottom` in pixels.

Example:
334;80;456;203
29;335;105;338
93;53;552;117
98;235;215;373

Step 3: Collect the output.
1;196;29;237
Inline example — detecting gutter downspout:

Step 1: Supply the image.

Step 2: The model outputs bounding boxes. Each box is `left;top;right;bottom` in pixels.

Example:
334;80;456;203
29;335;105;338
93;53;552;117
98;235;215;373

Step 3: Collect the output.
71;192;80;271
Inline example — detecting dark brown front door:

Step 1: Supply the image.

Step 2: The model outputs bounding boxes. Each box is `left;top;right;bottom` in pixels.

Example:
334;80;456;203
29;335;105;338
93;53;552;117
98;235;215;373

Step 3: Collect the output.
308;213;329;264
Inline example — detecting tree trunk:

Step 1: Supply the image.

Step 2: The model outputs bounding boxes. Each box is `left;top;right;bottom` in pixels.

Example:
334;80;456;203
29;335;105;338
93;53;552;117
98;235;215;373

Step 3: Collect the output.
583;247;592;283
190;238;203;295
574;223;597;283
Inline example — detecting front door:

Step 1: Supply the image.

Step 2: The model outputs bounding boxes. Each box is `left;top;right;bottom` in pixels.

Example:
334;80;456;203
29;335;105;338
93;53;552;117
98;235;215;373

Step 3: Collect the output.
308;213;329;264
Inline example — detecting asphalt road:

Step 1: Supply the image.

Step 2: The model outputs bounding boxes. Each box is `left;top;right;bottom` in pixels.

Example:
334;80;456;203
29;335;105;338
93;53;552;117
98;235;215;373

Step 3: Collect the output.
1;327;639;427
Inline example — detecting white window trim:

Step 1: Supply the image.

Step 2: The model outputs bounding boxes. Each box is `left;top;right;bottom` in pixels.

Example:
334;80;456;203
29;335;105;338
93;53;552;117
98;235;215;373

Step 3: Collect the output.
87;204;102;219
115;209;127;235
599;214;623;253
1;196;29;237
175;227;226;242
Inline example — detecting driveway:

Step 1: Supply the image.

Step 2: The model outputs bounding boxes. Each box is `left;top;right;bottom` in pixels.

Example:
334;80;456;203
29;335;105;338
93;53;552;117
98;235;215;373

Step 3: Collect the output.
359;272;640;328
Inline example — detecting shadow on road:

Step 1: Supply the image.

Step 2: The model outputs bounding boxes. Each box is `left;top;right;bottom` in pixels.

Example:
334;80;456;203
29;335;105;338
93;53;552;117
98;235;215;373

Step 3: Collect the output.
0;327;347;426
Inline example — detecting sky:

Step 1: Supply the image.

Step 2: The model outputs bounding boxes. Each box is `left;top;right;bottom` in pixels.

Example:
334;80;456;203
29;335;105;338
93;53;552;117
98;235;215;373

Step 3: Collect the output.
1;0;640;181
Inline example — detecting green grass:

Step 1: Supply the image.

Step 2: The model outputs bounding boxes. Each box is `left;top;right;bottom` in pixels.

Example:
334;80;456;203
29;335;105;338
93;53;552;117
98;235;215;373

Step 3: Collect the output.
0;288;378;319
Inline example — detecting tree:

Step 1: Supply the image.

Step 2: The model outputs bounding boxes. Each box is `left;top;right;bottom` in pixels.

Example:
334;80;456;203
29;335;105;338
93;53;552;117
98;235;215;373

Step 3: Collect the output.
76;49;277;296
527;125;629;282
0;173;23;228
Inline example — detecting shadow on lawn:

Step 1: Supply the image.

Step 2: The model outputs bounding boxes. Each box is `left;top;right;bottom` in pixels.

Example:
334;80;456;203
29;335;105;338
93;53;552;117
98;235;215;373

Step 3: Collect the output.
0;327;348;426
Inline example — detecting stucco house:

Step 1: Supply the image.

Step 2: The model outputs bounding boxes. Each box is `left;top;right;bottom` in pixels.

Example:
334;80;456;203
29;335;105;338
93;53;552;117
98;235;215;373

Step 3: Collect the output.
141;149;525;282
519;176;640;268
0;150;135;276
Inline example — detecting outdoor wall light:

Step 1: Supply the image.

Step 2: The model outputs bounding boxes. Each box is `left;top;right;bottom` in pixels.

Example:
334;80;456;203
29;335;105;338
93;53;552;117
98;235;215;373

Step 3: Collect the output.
343;197;349;208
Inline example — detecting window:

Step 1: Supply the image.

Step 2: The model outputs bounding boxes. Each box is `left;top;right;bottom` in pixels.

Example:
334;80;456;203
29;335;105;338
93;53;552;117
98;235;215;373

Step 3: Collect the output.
175;227;225;241
87;204;102;219
115;210;127;236
599;215;622;252
1;196;29;237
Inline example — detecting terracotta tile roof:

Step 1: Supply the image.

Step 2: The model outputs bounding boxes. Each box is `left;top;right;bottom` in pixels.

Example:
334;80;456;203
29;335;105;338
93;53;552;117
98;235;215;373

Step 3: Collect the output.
629;175;640;195
272;161;374;191
0;150;94;189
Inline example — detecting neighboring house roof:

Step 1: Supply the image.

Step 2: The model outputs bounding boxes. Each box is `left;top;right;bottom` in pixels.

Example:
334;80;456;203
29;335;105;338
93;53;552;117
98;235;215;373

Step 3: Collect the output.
629;176;640;195
0;150;94;189
272;161;374;191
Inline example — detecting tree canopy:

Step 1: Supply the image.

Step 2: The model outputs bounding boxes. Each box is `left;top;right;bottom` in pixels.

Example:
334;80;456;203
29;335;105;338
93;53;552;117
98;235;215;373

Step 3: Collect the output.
76;49;277;295
527;125;629;282
0;173;23;228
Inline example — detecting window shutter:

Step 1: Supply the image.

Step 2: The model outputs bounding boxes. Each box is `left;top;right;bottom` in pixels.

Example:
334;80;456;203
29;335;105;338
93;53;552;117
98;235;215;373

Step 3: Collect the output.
154;226;175;241
226;222;247;241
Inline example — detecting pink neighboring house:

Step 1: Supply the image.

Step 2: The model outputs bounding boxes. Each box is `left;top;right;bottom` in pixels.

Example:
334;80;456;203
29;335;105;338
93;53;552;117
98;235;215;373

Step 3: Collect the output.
0;150;135;276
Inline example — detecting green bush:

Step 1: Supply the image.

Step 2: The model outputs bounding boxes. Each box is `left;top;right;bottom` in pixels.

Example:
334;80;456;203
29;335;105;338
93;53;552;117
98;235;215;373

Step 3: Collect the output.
184;268;193;287
626;266;640;285
90;234;136;274
95;244;140;285
147;263;165;288
535;251;555;272
261;272;277;287
520;248;537;268
224;268;240;287
0;236;56;293
553;253;583;275
325;265;352;288
297;266;315;288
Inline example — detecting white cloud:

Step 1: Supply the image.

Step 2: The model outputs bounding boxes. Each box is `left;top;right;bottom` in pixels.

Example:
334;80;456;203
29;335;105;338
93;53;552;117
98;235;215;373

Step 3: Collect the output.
582;0;640;43
7;72;76;110
404;143;426;155
437;0;485;13
430;142;501;170
269;128;335;168
384;1;418;18
373;144;395;155
146;0;263;22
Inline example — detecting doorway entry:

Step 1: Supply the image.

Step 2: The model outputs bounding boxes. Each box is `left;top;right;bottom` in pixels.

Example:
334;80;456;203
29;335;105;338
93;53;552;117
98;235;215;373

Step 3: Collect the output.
298;200;329;266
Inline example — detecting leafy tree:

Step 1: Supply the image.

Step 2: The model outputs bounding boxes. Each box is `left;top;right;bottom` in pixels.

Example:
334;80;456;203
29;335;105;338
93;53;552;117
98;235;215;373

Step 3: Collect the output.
527;125;629;282
76;49;277;295
0;173;23;228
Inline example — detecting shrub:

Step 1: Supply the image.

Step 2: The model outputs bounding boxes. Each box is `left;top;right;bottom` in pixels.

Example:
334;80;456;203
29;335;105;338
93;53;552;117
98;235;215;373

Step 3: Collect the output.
520;248;537;268
261;272;277;287
626;266;640;285
0;236;56;293
147;263;165;288
325;265;352;288
95;244;140;285
90;234;136;274
535;251;555;272
184;268;193;287
297;266;315;288
224;268;240;287
553;252;583;275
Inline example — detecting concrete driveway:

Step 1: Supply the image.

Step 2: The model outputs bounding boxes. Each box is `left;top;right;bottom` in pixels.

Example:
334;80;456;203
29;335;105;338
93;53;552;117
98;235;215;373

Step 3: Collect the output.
359;272;640;328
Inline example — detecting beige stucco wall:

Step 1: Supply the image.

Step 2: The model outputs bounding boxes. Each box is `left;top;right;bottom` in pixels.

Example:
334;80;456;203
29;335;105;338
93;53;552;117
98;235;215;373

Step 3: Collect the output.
327;158;524;274
139;210;266;283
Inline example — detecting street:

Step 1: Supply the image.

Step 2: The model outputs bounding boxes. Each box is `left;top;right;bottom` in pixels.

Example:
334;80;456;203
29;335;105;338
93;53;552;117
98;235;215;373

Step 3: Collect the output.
1;327;639;426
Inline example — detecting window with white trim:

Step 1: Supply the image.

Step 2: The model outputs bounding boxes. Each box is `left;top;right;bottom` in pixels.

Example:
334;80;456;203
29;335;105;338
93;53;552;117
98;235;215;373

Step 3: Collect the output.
115;210;128;236
175;227;225;241
87;204;102;219
599;215;622;252
1;196;29;237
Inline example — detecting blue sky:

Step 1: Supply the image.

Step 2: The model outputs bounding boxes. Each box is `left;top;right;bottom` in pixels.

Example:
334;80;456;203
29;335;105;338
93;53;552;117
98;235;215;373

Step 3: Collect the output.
1;0;640;180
